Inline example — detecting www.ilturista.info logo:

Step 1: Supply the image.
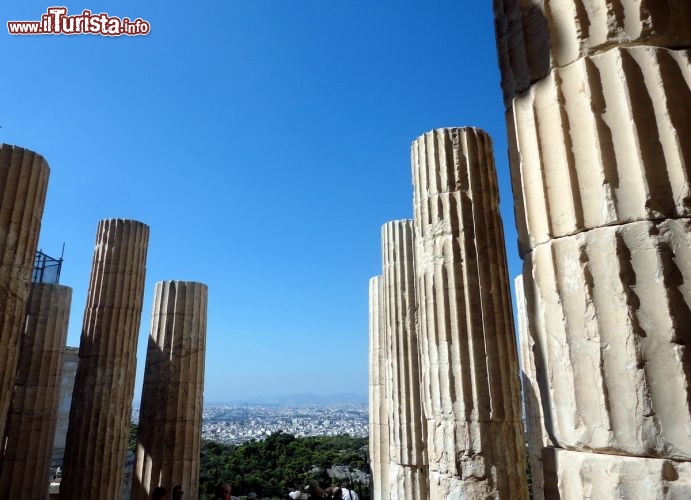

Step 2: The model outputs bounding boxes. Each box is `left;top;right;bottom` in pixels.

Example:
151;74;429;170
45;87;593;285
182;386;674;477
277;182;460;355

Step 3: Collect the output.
7;7;150;36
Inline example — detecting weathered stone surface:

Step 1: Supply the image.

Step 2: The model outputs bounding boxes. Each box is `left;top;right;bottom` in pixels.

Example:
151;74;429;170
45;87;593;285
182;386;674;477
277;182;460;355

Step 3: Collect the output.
51;346;78;466
515;275;549;500
381;220;428;500
0;283;71;500
0;144;49;441
411;127;528;499
61;219;149;500
368;275;390;500
542;447;691;500
387;463;427;500
524;218;691;460
132;281;207;500
494;0;691;105
508;46;691;254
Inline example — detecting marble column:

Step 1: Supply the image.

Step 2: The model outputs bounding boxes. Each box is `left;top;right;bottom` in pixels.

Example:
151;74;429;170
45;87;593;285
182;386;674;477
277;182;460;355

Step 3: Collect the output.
0;283;71;499
0;144;49;441
494;1;691;497
60;219;149;500
515;275;548;500
382;220;428;500
369;275;390;500
51;346;79;467
411;127;528;499
132;281;207;500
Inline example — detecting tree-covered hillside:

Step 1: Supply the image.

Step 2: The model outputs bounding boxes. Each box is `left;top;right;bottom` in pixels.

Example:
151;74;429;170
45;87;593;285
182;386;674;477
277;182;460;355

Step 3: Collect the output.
199;431;370;499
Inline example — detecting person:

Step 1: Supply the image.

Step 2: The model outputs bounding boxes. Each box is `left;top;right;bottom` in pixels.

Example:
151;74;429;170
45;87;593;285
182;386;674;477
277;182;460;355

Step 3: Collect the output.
305;479;324;499
340;483;358;500
152;486;168;500
171;485;183;500
215;483;239;500
327;485;342;498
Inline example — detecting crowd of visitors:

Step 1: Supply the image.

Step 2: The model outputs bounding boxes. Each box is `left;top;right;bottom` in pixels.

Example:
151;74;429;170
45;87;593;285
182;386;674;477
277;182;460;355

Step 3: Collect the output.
287;479;360;500
149;480;360;499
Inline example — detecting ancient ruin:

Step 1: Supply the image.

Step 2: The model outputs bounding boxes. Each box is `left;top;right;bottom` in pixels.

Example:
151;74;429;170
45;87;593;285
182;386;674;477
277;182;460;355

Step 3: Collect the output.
368;275;390;500
0;144;50;441
51;346;79;468
514;275;547;499
381;220;428;499
495;1;691;497
60;219;149;500
0;283;71;499
132;280;208;500
411;127;527;499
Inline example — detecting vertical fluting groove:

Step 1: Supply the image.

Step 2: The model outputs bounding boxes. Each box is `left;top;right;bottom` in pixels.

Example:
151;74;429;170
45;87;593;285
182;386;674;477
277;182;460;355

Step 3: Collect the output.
0;144;49;443
412;127;527;499
132;281;207;500
511;46;691;252
61;219;149;500
0;284;71;500
494;0;691;106
381;220;427;499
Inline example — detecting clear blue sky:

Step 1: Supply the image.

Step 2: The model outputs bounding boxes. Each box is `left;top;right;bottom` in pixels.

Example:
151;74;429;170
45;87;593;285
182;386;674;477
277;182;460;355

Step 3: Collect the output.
3;1;520;402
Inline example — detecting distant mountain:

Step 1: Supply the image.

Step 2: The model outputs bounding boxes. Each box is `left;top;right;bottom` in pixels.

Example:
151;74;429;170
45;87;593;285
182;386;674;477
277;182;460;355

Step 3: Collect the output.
211;393;368;406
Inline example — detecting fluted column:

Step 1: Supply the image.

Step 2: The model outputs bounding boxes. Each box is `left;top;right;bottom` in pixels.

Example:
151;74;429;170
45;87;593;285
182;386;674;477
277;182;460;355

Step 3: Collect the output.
495;1;691;497
60;219;149;500
0;144;49;441
515;275;548;500
51;346;79;467
493;0;691;107
412;128;527;499
382;220;427;500
507;45;691;255
132;281;207;500
369;275;389;500
0;284;71;499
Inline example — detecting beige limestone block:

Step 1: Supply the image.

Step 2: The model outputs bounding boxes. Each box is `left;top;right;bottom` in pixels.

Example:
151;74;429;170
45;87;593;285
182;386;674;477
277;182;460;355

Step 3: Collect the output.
60;219;149;500
542;447;691;499
0;144;49;441
411;127;527;499
0;284;71;500
515;275;549;500
509;46;691;253
369;275;390;500
132;281;207;500
494;0;691;105
524;218;691;459
382;220;428;500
